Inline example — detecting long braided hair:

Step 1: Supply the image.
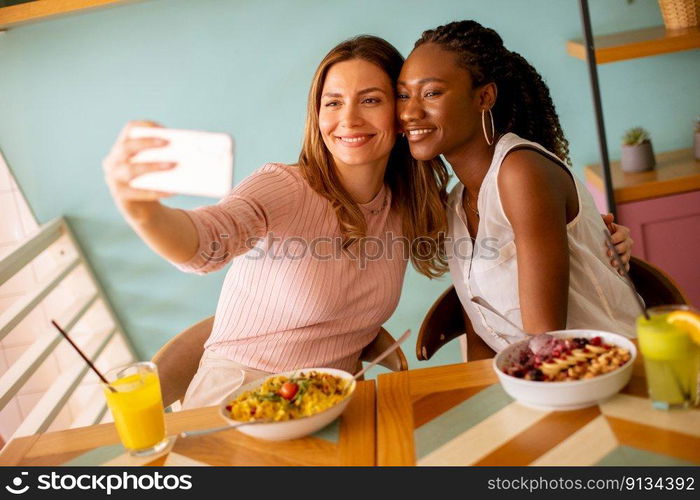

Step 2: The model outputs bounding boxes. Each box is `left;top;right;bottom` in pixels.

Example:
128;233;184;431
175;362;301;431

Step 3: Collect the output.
416;20;570;165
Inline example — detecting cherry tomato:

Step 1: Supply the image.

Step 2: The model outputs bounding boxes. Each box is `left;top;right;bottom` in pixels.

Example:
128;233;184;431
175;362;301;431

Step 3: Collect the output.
279;382;299;400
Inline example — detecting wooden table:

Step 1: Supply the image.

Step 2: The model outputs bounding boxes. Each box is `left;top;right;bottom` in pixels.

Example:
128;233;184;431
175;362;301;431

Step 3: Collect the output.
377;358;700;466
0;380;376;466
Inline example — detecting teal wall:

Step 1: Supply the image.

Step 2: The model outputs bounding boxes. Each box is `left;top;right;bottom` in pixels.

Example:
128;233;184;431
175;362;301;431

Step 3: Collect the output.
1;0;698;370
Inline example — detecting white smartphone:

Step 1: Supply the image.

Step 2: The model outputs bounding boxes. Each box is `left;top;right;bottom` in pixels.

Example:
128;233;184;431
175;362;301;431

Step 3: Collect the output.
128;127;234;198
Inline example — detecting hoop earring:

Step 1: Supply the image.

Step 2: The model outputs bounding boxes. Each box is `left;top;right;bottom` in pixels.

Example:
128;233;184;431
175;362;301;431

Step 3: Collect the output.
481;108;495;146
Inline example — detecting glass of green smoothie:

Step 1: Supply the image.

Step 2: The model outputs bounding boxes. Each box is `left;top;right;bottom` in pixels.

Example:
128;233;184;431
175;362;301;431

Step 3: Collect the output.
636;305;700;410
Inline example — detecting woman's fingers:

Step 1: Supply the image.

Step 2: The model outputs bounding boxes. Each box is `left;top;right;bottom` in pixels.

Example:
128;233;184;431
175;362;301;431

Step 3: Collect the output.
110;161;176;184
127;188;174;201
611;227;632;263
116;120;163;142
616;240;632;259
601;212;614;231
103;120;173;216
112;185;174;201
129;119;162;128
103;137;169;174
121;137;169;160
606;222;633;275
108;120;166;164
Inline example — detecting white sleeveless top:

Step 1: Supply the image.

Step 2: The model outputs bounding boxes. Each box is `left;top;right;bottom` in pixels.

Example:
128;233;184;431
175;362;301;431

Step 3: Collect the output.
446;133;638;356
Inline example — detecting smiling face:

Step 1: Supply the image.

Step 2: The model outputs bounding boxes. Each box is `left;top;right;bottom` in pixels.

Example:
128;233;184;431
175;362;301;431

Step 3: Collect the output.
397;43;489;161
318;58;397;172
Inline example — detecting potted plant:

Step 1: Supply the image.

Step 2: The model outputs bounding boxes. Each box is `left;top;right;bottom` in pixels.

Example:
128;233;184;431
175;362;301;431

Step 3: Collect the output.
621;127;655;173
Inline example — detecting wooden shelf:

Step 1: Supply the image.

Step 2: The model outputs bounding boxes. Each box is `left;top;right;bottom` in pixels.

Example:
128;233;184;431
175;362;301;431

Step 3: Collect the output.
584;148;700;203
0;0;136;30
567;25;700;64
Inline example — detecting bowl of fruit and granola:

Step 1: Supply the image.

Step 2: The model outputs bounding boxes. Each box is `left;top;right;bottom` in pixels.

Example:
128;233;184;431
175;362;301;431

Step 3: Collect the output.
494;330;636;411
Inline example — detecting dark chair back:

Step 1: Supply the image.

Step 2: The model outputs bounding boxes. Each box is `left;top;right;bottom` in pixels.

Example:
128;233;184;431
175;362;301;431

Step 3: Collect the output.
416;286;496;362
628;256;689;308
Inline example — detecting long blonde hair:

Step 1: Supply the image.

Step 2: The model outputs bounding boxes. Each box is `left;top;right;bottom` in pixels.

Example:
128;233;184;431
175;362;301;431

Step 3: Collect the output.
298;35;449;278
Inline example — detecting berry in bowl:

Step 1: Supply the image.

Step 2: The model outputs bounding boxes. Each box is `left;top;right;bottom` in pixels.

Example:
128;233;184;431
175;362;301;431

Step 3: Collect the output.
493;330;636;411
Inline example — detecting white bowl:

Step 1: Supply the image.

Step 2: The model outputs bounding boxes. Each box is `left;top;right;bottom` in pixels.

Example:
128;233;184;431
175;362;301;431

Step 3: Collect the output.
218;368;356;441
493;329;637;411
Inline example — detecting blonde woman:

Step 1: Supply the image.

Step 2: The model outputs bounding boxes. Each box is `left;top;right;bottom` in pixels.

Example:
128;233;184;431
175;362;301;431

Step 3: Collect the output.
103;36;448;408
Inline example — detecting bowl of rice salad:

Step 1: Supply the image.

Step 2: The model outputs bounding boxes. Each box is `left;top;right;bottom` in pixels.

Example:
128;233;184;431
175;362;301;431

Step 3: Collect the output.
494;330;636;411
218;368;356;441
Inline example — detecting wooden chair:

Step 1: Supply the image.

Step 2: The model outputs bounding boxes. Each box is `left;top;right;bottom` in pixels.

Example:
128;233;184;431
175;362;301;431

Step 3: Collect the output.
416;286;495;363
627;256;689;308
416;255;690;362
152;317;408;408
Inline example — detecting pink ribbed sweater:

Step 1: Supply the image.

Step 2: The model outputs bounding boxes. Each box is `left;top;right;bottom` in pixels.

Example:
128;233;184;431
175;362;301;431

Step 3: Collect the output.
174;163;406;372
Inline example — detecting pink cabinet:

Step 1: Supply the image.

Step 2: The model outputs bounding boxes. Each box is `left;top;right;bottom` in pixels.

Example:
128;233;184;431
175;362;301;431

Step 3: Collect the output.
585;148;700;306
617;191;700;306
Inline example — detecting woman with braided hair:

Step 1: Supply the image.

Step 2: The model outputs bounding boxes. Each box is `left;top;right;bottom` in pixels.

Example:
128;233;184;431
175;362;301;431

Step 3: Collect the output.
398;20;639;359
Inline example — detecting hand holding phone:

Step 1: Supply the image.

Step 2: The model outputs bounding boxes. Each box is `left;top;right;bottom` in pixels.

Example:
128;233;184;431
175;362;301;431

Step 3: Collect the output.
128;127;234;198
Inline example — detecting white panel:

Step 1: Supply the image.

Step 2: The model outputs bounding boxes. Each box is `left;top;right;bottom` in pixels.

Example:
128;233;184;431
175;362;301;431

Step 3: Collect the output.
37;265;89;328
0;217;63;287
0;255;81;343
0;293;98;411
1;304;49;349
47;233;76;263
2;344;28;367
0;216;135;439
0;154;12;192
70;402;108;429
0;264;36;296
69;384;107;429
13;328;115;437
29;234;75;284
0;243;14;261
0;398;22;442
0;295;18;317
13;191;38;234
30;251;58;283
0;192;22;244
53;320;97;373
16;391;42;419
65;265;92;291
17;351;60;395
67;379;100;416
98;335;135;373
46;403;75;433
0;349;7;377
77;302;114;336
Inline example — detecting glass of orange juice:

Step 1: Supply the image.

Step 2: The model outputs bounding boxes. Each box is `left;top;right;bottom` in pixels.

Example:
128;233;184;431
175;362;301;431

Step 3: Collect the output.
102;361;168;456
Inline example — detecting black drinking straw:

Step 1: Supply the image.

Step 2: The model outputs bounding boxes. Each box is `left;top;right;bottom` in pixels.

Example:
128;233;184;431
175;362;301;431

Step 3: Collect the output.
605;230;690;401
51;319;116;392
604;229;650;320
